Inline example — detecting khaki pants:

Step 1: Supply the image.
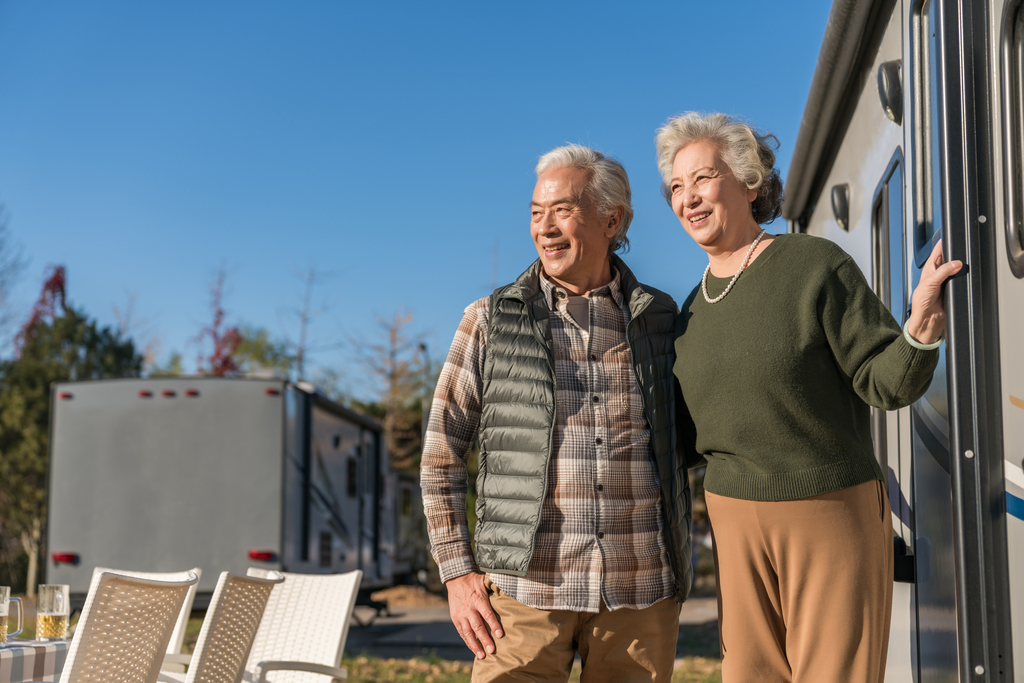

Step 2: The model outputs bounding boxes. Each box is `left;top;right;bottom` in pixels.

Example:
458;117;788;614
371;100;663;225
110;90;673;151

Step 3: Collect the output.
471;578;680;683
706;480;893;683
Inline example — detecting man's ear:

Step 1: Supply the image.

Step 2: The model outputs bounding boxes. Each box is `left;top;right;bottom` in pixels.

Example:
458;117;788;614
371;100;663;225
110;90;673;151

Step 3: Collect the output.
605;208;623;238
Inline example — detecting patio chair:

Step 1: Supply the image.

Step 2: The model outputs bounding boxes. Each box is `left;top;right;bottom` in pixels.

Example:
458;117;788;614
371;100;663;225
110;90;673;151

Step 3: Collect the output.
58;570;199;683
91;566;203;672
242;569;363;683
158;571;284;683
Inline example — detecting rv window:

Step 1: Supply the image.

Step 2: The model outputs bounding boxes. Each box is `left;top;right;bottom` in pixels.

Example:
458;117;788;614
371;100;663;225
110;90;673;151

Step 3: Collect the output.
319;530;332;567
916;0;944;263
871;154;906;467
872;157;907;316
889;164;907;319
346;457;358;498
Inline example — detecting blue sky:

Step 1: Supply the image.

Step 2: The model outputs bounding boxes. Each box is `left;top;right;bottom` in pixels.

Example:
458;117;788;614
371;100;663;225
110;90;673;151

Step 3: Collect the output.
0;0;832;399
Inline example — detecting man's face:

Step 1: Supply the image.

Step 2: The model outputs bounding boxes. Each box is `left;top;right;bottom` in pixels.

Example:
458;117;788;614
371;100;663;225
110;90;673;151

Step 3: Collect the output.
530;167;617;293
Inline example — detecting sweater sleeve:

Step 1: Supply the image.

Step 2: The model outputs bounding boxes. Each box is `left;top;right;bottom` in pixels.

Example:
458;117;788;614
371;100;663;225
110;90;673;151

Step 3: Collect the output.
674;378;705;468
820;257;940;410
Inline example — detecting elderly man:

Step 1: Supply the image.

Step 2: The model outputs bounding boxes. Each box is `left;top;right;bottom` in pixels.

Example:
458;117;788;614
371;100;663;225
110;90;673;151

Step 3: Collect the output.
421;145;693;682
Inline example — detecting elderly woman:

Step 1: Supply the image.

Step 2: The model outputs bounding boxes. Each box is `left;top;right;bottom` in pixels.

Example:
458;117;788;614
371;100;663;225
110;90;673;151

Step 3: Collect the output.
656;112;961;683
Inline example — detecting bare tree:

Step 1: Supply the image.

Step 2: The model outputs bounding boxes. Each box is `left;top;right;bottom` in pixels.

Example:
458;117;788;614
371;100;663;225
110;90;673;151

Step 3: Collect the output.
0;204;27;346
288;266;338;381
113;291;161;367
351;308;429;471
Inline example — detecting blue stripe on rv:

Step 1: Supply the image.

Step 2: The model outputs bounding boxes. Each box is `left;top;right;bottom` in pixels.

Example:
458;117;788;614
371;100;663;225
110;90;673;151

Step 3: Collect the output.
1008;492;1024;521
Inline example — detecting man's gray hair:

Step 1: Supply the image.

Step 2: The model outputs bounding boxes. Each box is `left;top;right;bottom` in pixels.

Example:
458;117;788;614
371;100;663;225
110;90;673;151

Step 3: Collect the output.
535;144;634;253
654;112;784;224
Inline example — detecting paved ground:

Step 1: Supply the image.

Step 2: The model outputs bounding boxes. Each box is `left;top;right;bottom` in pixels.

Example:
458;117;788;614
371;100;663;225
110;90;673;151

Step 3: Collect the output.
346;596;720;663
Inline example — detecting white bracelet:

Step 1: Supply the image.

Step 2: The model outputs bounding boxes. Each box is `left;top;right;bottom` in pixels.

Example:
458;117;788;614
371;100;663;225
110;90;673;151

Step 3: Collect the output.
903;320;943;350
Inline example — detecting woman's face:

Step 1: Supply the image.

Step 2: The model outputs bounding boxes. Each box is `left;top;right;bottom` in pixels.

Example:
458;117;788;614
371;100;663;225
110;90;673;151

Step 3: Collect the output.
669;140;758;253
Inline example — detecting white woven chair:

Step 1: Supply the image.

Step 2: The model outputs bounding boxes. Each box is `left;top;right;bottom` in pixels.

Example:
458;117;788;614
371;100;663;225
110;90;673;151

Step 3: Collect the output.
58;570;199;683
91;566;203;671
242;569;363;683
158;571;284;683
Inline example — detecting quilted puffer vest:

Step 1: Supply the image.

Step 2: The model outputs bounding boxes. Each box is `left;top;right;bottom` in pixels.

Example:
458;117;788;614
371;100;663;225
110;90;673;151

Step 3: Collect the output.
474;255;693;600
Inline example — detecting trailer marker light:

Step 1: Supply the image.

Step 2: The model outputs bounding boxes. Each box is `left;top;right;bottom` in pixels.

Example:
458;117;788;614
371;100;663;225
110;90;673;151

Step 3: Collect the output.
185;389;200;397
52;552;80;566
58;392;73;400
162;389;176;397
138;390;153;398
264;388;280;396
248;550;278;562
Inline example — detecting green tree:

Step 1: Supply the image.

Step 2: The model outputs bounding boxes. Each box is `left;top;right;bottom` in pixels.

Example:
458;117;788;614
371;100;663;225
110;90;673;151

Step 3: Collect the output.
0;306;142;596
235;325;295;377
147;350;185;377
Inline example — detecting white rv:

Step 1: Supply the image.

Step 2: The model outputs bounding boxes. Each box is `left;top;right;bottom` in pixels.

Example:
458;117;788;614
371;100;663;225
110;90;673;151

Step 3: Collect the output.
44;377;430;608
784;0;1024;679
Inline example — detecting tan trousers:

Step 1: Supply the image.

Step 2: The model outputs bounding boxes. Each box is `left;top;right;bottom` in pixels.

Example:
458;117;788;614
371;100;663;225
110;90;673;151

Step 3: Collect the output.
471;577;680;683
706;480;893;683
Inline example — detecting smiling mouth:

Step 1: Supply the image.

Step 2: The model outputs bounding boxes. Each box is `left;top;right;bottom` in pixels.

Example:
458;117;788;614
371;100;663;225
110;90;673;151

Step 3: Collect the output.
688;211;711;224
544;245;569;254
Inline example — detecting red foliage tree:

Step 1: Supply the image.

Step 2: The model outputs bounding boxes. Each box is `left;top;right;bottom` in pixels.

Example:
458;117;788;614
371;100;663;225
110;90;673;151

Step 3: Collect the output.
15;265;66;356
193;270;242;376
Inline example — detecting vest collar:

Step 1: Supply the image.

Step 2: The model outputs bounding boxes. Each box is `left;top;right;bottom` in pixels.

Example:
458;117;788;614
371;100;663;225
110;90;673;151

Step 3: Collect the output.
500;254;653;318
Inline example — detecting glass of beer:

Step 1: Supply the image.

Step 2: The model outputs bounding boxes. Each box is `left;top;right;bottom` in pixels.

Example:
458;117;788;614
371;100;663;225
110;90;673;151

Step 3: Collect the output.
35;585;69;641
1;586;24;644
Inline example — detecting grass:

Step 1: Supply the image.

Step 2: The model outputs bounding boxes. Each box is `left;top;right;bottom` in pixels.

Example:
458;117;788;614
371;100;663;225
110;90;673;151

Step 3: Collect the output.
180;618;722;683
337;654;719;683
333;654;720;683
342;655;473;682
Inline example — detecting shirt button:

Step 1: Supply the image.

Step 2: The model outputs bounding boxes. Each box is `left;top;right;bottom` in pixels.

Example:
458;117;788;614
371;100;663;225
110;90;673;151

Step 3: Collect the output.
590;354;597;361
596;484;604;491
595;437;602;445
597;532;604;539
592;396;599;403
557;291;566;298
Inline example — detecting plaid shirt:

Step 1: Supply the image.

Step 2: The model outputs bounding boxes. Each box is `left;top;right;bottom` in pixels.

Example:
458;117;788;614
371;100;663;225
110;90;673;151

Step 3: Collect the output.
421;269;674;612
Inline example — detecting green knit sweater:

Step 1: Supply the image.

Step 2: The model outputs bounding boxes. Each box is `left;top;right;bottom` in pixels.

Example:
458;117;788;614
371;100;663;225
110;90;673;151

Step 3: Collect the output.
674;233;939;501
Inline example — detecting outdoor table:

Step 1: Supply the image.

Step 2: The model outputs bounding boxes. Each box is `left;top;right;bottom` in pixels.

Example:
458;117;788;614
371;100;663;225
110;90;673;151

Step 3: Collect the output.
0;641;70;683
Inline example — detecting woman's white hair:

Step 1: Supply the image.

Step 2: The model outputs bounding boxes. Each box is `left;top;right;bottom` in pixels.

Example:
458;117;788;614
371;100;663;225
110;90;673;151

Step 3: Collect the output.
535;144;634;253
654;112;783;224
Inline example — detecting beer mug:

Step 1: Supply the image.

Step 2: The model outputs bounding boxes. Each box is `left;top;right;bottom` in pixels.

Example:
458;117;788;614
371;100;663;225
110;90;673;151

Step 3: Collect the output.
1;586;23;644
35;585;69;641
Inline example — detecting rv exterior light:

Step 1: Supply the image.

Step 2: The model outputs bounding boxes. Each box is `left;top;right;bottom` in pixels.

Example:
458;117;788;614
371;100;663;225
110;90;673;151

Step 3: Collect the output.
831;183;851;231
185;388;200;397
877;59;903;124
58;392;73;400
52;552;80;566
248;550;277;562
265;387;280;396
162;389;176;398
138;390;153;398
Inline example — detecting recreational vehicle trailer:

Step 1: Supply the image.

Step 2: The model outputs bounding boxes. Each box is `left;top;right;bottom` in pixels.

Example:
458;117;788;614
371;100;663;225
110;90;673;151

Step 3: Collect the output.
45;377;430;608
783;0;1024;679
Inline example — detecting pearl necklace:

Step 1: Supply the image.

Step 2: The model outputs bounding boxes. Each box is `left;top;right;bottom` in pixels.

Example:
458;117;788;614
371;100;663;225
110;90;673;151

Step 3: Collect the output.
701;228;768;304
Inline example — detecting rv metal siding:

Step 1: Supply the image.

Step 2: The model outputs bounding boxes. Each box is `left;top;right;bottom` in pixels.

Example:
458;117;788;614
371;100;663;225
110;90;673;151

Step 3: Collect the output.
47;378;285;596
